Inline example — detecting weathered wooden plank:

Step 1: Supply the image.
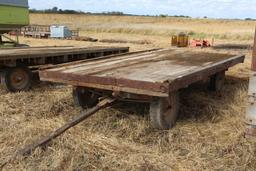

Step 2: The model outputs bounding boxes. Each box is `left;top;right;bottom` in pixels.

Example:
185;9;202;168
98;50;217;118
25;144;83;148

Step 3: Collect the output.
39;49;245;97
168;55;245;91
42;77;169;97
47;49;161;72
0;46;129;68
0;46;129;60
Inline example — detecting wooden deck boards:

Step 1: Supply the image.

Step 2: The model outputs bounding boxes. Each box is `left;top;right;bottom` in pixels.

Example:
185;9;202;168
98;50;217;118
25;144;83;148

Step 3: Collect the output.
40;49;245;97
0;46;129;60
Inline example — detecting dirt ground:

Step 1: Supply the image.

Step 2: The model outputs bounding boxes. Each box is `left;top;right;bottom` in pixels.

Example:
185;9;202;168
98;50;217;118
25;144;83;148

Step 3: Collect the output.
1;14;256;171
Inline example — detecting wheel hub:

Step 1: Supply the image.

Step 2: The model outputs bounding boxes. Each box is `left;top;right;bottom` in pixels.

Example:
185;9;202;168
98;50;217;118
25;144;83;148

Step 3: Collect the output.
10;69;29;89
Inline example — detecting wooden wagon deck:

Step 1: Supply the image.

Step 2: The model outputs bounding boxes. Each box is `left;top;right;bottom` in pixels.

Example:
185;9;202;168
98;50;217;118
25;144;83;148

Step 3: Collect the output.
39;49;245;97
0;46;129;92
0;46;129;62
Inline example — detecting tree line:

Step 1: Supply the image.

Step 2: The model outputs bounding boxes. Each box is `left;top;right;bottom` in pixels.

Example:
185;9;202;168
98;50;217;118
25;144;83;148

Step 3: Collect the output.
29;7;190;17
29;7;254;20
29;7;124;15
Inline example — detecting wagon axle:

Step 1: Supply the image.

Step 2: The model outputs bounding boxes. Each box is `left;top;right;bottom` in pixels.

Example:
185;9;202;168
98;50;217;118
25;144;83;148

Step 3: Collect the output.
72;70;226;130
39;48;244;130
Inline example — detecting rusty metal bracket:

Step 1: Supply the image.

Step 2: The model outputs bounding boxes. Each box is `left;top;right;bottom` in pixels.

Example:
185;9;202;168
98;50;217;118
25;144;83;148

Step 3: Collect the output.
246;72;256;136
246;28;256;137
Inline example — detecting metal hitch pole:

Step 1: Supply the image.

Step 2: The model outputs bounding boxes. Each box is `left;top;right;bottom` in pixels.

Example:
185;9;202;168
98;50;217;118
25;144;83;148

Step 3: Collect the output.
246;28;256;136
0;97;115;169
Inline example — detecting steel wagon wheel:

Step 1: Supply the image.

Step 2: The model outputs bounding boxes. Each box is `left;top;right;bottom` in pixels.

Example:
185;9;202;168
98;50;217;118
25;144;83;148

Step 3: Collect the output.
73;87;100;109
150;91;180;130
1;66;32;92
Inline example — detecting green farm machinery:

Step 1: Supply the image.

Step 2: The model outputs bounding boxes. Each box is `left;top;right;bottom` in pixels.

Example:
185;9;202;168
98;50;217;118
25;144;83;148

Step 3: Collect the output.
0;0;29;48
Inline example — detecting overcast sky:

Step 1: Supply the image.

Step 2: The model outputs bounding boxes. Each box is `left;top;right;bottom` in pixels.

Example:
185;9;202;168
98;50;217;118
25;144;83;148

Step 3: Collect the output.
28;0;256;19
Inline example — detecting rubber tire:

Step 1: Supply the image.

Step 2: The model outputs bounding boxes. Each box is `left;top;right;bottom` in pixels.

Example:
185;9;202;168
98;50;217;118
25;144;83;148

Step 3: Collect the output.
150;91;180;130
1;66;32;92
208;71;225;91
73;87;100;109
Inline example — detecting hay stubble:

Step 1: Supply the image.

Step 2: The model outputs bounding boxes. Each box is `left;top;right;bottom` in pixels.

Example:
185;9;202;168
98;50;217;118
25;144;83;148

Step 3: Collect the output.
0;14;256;171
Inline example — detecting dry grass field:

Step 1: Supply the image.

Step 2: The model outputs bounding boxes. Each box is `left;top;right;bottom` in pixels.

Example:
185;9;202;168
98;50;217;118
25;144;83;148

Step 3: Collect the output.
1;13;256;171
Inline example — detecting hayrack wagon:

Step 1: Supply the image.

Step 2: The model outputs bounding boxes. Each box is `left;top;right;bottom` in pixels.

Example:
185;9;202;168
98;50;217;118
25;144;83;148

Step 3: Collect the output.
0;46;129;92
39;48;244;129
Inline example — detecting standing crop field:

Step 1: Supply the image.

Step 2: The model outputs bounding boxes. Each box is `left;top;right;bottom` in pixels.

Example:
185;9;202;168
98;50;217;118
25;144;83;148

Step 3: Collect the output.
30;13;256;40
0;14;256;171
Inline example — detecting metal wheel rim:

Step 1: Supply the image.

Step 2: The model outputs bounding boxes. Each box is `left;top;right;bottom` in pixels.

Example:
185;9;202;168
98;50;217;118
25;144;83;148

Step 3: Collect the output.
162;97;177;126
10;68;29;90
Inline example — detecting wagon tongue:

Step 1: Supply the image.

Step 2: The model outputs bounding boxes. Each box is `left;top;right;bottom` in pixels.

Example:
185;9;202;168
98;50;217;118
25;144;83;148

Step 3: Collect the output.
1;97;115;169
